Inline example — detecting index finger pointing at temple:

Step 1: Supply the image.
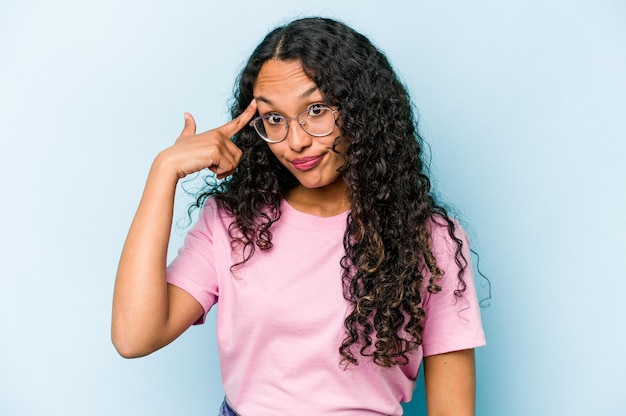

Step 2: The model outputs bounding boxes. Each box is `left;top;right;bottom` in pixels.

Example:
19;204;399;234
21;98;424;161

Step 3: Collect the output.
218;99;258;138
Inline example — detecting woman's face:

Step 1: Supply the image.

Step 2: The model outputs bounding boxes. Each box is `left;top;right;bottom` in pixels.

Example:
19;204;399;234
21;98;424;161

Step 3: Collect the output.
252;59;346;190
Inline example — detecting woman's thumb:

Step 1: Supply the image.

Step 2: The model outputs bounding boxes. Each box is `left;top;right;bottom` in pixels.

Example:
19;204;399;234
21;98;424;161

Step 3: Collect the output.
180;112;197;137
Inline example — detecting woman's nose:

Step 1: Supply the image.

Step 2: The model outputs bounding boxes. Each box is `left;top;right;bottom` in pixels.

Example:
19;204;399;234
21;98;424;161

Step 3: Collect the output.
286;118;312;151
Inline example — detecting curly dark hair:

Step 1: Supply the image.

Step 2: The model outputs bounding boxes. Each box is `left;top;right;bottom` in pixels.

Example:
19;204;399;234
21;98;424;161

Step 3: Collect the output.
190;17;468;367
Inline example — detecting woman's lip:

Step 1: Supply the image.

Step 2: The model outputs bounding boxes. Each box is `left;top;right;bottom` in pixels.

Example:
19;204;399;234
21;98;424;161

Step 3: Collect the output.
291;155;322;171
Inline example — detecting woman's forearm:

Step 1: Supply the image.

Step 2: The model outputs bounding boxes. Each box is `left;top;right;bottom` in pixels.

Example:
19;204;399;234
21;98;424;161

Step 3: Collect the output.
111;155;180;357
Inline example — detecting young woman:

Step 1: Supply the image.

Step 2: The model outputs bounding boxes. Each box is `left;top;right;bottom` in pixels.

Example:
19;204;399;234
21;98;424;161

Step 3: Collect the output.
112;17;485;416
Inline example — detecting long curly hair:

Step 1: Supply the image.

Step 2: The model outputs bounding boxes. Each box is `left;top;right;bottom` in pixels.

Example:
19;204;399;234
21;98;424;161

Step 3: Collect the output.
191;17;468;367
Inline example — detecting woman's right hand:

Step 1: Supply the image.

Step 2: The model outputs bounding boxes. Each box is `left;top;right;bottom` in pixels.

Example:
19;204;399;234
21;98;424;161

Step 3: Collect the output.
112;100;258;358
157;99;258;179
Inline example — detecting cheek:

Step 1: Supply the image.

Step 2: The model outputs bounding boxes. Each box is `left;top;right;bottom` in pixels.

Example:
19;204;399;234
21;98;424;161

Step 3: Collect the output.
332;122;348;148
266;142;287;162
332;135;349;155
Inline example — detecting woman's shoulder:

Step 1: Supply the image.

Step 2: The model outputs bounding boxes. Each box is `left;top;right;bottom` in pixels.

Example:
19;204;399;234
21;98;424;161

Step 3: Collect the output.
427;214;470;255
186;196;237;235
197;196;234;218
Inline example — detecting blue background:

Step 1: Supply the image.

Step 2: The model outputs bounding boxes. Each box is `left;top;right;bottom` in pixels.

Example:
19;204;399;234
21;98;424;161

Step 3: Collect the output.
1;1;624;414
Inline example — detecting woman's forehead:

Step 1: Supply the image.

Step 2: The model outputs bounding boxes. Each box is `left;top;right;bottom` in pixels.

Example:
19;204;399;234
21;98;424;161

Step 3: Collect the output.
253;60;321;104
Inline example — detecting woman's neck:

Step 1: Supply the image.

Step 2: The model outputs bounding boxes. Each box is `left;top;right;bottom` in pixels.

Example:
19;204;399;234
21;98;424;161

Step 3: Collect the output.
284;180;350;217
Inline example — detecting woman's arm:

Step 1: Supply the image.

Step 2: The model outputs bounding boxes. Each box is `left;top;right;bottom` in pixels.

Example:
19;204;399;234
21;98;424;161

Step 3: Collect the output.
111;102;257;358
423;348;476;416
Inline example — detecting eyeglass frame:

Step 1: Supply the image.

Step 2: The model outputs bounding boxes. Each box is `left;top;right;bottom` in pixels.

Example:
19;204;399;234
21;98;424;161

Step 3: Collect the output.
248;104;340;143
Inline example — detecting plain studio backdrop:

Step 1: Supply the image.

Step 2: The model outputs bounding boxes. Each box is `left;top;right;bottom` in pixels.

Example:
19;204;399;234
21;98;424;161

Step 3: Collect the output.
1;1;624;415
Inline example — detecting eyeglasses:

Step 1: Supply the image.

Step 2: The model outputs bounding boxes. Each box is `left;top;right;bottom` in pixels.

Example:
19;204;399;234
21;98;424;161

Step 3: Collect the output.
249;104;339;143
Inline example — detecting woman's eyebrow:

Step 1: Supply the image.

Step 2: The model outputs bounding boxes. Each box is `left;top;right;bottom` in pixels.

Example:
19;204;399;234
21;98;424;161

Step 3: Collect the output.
299;86;319;99
254;86;320;106
254;95;273;105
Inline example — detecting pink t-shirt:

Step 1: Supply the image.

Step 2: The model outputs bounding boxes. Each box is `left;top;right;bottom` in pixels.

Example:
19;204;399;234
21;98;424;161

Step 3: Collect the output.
167;198;485;415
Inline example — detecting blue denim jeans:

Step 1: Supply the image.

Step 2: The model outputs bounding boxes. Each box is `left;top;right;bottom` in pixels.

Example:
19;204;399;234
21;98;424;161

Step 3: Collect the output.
218;397;241;416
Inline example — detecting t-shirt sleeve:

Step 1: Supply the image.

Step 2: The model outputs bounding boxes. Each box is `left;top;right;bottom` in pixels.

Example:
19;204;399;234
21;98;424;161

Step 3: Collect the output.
421;220;486;356
166;201;220;325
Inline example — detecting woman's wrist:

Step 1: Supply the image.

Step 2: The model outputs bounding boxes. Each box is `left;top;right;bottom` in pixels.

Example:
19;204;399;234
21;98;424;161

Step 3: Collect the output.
151;149;184;183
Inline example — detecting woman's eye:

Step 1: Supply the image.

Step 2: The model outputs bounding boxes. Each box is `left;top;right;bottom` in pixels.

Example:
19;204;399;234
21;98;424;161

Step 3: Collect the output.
307;104;326;117
266;114;285;125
